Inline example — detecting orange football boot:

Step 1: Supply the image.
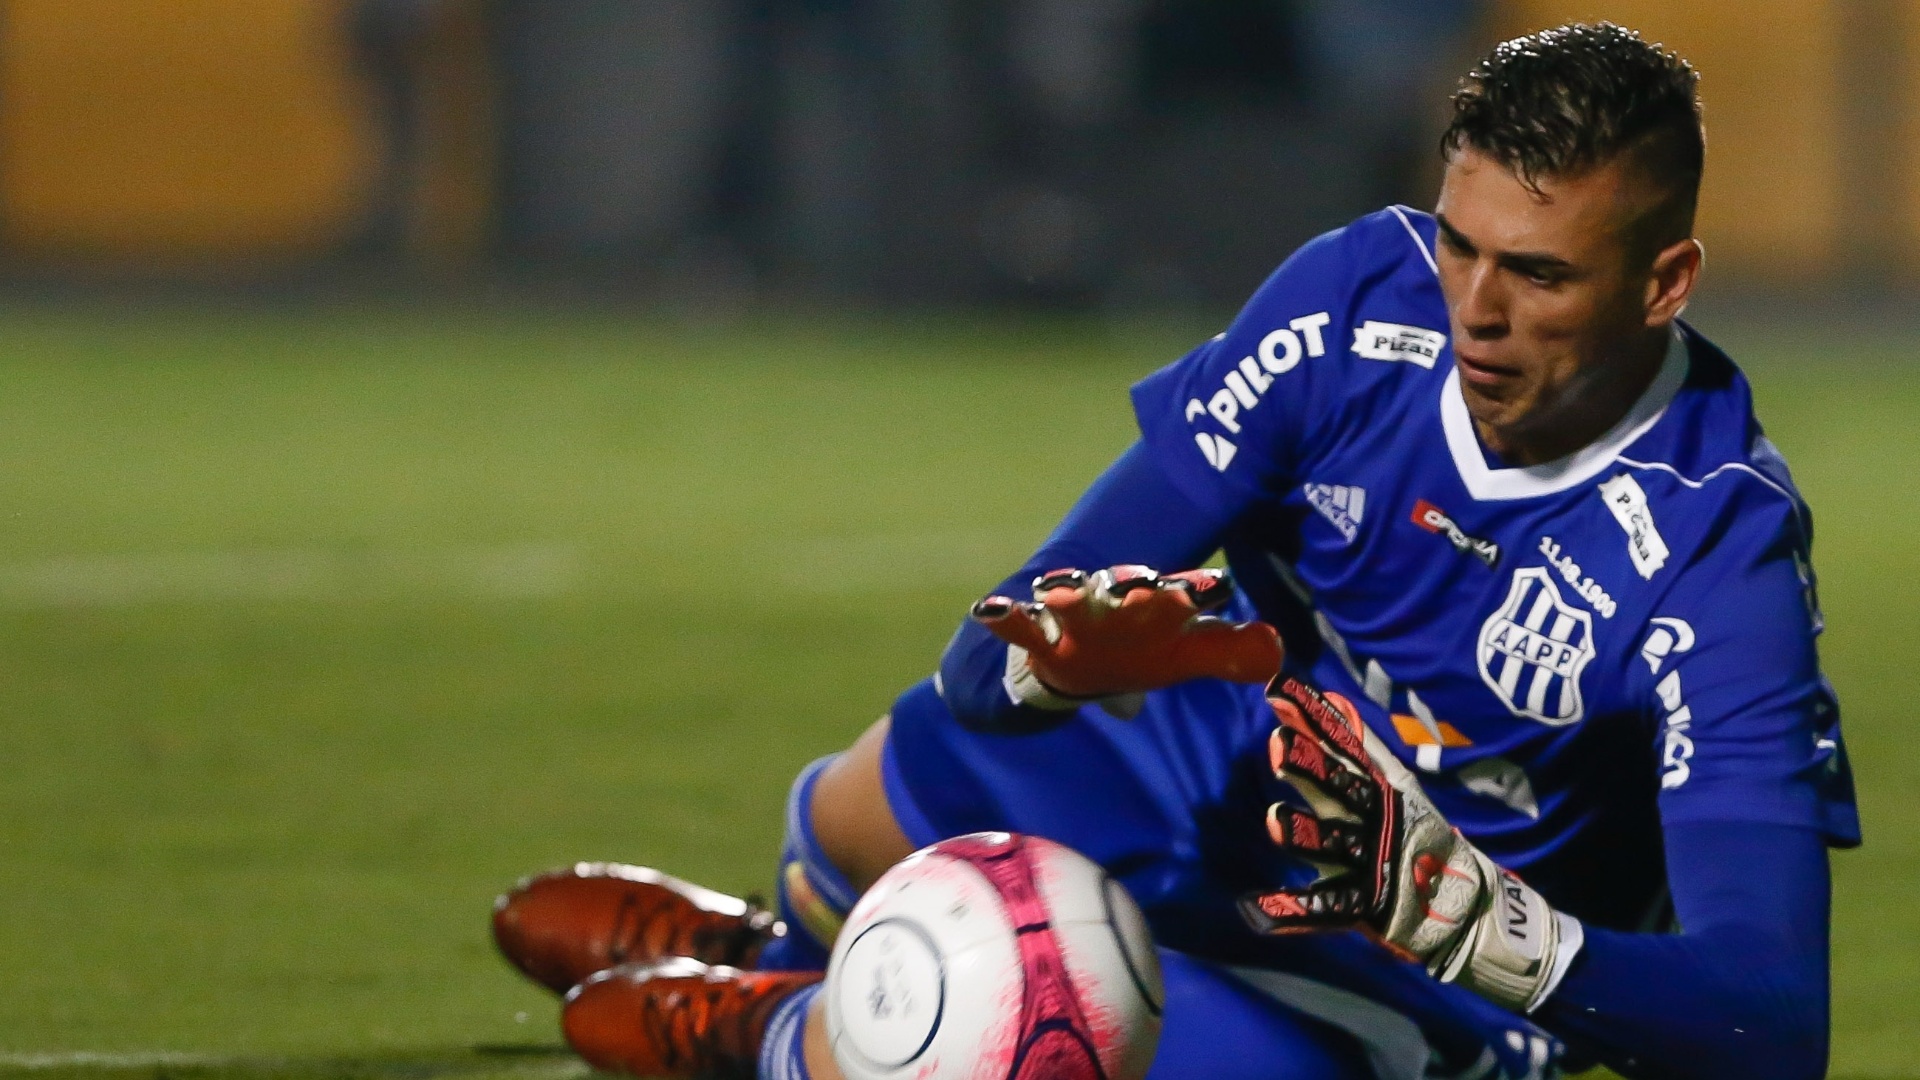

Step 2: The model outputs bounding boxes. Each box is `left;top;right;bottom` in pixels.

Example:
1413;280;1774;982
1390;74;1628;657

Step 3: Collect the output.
493;862;783;994
563;957;822;1079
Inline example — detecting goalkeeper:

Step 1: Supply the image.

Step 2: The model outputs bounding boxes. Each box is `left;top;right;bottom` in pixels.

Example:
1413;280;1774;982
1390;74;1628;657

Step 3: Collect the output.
495;23;1856;1080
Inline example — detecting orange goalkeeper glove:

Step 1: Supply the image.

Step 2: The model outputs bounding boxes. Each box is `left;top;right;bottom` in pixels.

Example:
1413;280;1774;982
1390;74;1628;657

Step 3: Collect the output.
970;565;1283;710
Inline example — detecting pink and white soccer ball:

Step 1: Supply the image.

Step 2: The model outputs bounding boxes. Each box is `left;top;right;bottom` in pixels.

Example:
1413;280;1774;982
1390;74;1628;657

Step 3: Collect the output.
824;832;1164;1080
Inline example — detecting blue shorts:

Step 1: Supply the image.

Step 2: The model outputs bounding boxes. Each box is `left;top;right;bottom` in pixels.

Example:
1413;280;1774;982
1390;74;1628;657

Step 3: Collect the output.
878;676;1559;1078
883;674;1289;955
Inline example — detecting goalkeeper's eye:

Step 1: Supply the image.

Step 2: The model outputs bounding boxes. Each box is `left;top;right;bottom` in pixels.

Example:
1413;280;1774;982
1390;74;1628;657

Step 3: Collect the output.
1499;253;1574;287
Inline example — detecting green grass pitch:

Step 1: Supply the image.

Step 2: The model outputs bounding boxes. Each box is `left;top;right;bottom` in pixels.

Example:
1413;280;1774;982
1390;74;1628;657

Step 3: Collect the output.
0;304;1911;1079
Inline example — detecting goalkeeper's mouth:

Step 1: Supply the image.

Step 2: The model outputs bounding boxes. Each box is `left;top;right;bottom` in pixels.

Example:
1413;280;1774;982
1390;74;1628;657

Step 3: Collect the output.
1455;351;1522;389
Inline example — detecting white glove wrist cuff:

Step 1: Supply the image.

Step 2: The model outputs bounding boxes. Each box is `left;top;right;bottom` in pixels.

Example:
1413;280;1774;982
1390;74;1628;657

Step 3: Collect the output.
1445;854;1568;1014
1001;645;1146;719
1002;644;1091;711
1529;911;1585;1013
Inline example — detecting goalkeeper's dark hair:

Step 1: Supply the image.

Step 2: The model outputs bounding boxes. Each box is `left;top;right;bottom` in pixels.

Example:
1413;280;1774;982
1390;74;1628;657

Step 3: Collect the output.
1443;22;1703;259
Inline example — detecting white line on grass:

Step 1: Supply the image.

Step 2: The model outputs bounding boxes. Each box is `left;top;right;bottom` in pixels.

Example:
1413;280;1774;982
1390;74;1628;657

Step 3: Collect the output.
0;1052;223;1068
0;1051;593;1077
0;545;582;608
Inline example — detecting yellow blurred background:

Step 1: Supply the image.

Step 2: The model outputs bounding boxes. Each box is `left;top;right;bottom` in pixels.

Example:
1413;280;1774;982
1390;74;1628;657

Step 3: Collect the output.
0;0;1911;284
0;0;493;266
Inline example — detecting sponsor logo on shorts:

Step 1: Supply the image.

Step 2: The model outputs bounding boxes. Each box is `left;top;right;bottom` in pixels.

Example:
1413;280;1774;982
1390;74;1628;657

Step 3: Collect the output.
1351;321;1446;368
1478;567;1595;726
1304;483;1365;542
1412;498;1499;567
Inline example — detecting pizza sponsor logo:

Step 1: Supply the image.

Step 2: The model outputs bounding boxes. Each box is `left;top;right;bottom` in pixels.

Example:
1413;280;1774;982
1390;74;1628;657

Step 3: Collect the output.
1412;498;1499;567
1351;320;1446;368
1183;311;1331;472
1478;567;1595;726
1598;473;1669;579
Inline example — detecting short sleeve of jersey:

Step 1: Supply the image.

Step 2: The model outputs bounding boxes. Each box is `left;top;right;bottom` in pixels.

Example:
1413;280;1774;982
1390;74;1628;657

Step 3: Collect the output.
1130;218;1375;517
1649;467;1858;843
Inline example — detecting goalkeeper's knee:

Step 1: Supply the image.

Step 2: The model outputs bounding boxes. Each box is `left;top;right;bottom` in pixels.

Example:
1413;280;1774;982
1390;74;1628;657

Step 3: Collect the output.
757;755;860;971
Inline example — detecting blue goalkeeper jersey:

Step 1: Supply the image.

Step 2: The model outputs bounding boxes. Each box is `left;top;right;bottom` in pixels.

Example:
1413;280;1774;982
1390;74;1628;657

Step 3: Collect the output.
1129;206;1859;928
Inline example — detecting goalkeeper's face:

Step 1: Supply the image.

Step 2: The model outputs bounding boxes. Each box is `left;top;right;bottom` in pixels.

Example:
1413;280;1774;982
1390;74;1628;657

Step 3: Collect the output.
1432;149;1701;465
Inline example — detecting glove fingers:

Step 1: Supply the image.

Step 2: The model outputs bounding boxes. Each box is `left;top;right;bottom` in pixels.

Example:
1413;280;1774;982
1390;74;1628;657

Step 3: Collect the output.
1052;565;1156;616
984;564;1279;698
1269;727;1381;821
1238;880;1373;936
1059;568;1186;638
1268;676;1371;771
1265;803;1366;868
1175;618;1283;683
1107;579;1191;622
1030;568;1089;599
1160;568;1235;612
1114;582;1192;615
1100;565;1161;598
1037;574;1105;642
971;597;1056;654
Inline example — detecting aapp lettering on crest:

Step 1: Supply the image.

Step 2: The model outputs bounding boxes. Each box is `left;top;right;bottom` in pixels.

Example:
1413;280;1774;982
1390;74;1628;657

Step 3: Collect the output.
1478;567;1597;726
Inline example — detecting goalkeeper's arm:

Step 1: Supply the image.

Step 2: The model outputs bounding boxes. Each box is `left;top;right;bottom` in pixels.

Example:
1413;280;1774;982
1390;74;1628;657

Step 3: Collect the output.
1537;819;1830;1079
1248;676;1830;1079
936;439;1241;732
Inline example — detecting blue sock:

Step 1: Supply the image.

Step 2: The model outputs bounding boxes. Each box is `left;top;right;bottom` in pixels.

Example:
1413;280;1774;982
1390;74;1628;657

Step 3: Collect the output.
757;755;860;972
757;981;820;1080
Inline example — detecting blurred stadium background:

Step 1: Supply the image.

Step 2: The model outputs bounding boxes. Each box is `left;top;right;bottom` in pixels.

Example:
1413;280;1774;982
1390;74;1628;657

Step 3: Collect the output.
0;2;1913;1078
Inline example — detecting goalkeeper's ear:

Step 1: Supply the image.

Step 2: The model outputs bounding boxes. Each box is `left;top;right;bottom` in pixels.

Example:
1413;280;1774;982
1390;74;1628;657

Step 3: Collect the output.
1644;236;1703;326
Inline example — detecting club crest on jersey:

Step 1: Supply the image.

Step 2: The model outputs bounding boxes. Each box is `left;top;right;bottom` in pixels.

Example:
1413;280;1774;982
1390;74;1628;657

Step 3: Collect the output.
1478;567;1596;726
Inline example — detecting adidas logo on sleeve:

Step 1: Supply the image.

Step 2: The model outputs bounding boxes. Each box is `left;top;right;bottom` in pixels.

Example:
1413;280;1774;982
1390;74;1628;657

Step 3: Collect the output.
1304;484;1366;542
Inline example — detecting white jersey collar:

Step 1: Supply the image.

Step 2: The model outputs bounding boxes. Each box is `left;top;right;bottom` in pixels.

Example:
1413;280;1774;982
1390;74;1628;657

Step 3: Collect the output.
1440;325;1689;501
